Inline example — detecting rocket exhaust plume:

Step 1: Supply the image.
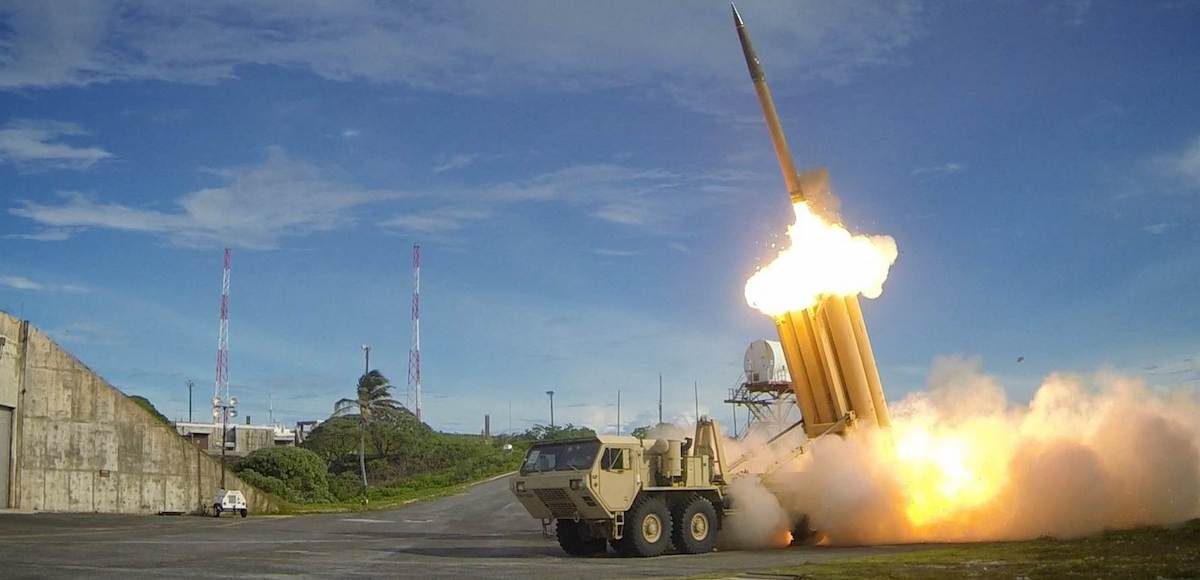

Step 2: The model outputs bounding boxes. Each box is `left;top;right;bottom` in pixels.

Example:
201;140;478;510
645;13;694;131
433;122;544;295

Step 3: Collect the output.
744;202;897;316
729;4;1200;548
767;360;1200;545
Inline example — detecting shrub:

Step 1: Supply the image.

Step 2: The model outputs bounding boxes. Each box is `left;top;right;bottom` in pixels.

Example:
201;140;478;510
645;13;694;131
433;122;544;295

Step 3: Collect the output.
235;446;333;503
237;469;292;500
328;471;364;501
128;395;172;426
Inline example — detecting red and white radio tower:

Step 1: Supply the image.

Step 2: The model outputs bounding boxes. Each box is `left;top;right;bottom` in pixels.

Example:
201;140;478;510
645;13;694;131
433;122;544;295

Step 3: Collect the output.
407;244;422;422
214;248;232;418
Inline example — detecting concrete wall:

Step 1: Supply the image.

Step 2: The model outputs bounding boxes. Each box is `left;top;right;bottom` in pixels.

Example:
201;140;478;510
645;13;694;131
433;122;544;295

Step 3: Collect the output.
0;311;279;514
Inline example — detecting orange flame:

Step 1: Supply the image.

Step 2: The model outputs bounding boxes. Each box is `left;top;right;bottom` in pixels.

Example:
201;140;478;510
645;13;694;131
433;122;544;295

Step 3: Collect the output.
745;201;898;316
890;416;1014;529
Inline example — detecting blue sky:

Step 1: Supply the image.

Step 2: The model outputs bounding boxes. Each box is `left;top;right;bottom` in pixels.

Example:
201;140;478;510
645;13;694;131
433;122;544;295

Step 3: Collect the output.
1;1;1198;433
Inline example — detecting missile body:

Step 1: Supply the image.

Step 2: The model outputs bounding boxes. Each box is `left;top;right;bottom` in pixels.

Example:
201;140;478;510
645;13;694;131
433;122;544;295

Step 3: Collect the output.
732;4;829;206
733;4;890;435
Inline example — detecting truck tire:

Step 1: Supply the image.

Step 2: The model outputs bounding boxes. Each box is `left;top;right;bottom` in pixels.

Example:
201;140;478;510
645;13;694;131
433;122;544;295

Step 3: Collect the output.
790;515;815;545
212;505;222;518
671;495;718;554
616;495;672;557
555;519;607;556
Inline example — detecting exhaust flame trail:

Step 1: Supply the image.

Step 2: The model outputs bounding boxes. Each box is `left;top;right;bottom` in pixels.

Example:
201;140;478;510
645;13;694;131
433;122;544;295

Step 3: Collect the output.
725;359;1200;547
744;201;898;316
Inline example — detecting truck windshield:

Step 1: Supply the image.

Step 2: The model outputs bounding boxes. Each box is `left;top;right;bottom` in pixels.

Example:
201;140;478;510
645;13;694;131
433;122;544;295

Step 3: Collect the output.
520;440;601;474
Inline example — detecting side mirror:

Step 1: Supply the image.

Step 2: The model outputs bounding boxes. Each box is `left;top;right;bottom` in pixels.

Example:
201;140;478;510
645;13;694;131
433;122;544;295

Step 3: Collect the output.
621;449;631;470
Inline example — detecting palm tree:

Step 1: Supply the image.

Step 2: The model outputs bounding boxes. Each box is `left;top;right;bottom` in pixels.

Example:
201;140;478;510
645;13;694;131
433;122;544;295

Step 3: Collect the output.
332;370;403;489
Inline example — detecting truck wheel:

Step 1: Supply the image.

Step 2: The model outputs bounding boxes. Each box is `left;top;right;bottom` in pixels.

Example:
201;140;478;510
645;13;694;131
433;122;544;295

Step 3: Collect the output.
239;508;248;518
616;495;672;557
671;496;718;554
555;519;607;556
791;515;815;545
212;505;222;518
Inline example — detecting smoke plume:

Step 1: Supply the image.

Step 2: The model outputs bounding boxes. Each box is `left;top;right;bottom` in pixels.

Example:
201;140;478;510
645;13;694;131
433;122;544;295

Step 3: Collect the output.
725;356;1200;546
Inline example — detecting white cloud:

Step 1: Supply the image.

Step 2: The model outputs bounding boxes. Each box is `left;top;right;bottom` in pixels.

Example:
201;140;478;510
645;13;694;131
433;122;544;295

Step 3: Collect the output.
1141;222;1176;235
379;208;491;235
1152;135;1200;192
3;228;77;241
432;153;478;174
1046;0;1094;26
341;129;360;138
0;275;89;293
0;119;113;169
47;321;124;345
9;147;406;248
379;163;749;237
0;1;925;97
593;248;640;257
912;162;965;177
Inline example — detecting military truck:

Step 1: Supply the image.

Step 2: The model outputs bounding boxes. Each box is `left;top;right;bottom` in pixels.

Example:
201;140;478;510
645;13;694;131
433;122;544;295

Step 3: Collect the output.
510;418;734;557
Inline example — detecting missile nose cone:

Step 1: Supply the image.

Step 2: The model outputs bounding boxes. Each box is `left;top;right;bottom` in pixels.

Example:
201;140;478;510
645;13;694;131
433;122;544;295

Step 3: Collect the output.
731;3;744;26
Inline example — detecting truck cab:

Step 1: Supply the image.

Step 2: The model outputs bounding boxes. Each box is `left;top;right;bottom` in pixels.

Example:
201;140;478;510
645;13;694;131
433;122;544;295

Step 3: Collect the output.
510;421;729;557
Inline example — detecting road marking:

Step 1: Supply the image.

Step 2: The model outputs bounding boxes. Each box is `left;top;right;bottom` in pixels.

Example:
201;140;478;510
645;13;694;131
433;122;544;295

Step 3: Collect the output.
338;518;393;523
401;519;432;523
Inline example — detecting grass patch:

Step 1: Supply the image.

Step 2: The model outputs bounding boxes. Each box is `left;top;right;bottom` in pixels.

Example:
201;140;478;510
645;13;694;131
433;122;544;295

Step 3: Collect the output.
275;468;516;515
758;519;1200;579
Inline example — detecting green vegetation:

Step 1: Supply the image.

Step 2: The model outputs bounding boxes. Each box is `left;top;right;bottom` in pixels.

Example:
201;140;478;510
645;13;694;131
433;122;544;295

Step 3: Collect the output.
517;423;596;441
186;369;600;514
754;519;1200;579
127;395;171;426
235;447;333;503
233;397;598;513
331;370;404;488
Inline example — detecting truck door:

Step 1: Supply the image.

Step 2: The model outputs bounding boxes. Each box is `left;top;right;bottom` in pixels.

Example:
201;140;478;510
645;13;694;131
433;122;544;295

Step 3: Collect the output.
594;446;637;512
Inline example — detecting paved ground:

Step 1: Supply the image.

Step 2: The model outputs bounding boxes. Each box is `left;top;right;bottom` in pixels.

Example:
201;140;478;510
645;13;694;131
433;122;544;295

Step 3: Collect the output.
0;476;912;578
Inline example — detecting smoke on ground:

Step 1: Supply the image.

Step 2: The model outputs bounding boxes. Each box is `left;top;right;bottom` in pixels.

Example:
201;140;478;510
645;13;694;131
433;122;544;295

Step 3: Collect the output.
724;356;1200;546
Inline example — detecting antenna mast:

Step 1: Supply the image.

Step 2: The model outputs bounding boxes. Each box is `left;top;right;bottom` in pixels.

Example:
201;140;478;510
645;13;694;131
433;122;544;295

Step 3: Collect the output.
408;244;422;422
213;248;231;420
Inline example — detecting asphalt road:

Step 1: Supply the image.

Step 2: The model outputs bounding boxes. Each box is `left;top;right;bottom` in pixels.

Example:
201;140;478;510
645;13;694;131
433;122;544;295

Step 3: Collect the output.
0;475;911;578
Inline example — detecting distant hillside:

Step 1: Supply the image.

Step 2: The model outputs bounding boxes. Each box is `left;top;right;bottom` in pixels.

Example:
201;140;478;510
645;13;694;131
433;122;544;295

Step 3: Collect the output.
231;406;598;509
127;394;172;426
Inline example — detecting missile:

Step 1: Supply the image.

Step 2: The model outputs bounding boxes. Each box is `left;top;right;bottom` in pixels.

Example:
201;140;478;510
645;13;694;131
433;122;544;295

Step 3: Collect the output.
732;4;891;434
731;3;828;206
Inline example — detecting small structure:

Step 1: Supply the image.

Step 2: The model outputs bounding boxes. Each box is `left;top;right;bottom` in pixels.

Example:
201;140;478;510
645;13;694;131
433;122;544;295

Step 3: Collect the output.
294;420;321;444
724;339;798;435
174;422;292;457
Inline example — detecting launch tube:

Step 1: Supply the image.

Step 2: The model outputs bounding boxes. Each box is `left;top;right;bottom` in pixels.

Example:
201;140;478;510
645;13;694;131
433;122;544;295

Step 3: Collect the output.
734;4;892;436
846;295;891;427
824;297;878;427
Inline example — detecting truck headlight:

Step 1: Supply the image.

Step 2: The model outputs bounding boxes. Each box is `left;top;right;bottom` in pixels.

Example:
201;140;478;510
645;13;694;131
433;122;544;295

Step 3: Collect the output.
515;481;526;493
569;479;582;490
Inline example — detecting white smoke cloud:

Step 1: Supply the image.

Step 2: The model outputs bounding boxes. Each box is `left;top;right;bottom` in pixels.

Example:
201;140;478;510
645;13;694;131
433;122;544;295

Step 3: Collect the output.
723;358;1200;546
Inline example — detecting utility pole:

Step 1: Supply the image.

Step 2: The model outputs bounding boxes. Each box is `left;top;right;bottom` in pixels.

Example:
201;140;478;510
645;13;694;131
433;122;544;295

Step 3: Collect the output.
546;390;555;428
408;244;422;422
212;394;238;489
658;373;663;425
187;379;194;422
361;344;371;375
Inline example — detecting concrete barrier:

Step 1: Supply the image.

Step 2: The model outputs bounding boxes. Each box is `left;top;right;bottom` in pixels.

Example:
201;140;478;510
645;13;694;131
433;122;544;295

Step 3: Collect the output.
0;311;279;514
